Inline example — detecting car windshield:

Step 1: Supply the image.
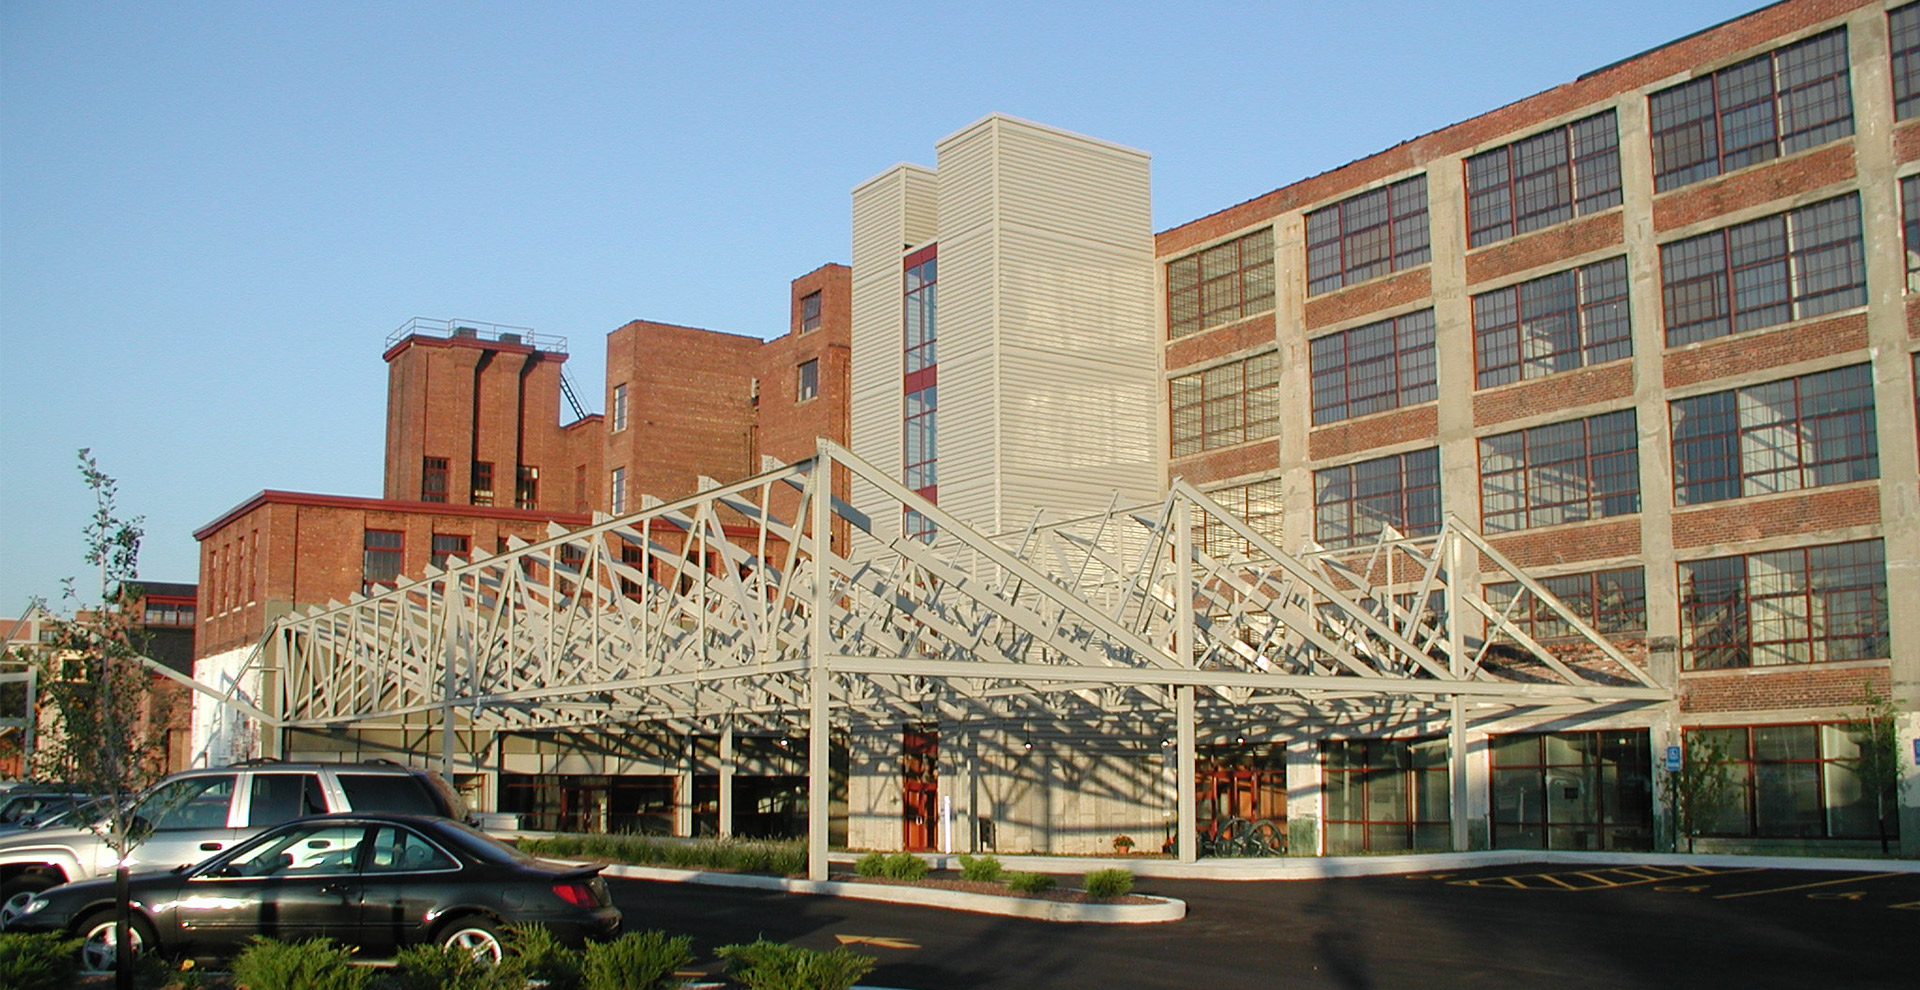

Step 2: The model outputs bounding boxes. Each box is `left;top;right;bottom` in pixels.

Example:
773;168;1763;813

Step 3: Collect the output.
432;819;539;866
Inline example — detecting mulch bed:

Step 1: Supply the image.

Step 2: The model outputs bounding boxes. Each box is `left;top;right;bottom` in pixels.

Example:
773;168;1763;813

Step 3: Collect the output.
836;873;1159;905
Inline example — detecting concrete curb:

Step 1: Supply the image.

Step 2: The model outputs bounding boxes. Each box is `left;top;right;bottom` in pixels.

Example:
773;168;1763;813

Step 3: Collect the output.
595;861;1187;923
875;849;1920;880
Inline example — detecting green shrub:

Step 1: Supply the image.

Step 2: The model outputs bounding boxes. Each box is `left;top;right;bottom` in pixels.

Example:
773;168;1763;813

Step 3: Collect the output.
380;943;519;990
516;835;807;877
1005;871;1057;894
1082;868;1134;899
0;932;81;990
956;853;1004;883
500;924;583;990
852;851;888;877
229;937;370;990
581;930;692;990
715;939;876;990
881;852;929;881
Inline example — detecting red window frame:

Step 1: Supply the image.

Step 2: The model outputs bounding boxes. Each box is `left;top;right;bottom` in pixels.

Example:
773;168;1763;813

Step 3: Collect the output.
1166;227;1276;339
362;530;403;594
1308;309;1437;425
1679;538;1888;670
1321;738;1450;854
1305;175;1430;295
1471;256;1631;389
1465;110;1621;247
1649;28;1854;191
1477;409;1640;533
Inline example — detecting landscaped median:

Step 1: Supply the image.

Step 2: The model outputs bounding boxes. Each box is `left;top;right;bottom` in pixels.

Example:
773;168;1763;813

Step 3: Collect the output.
514;836;1185;924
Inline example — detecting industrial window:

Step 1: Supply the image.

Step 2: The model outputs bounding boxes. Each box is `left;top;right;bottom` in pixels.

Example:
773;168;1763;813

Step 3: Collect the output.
905;257;937;374
610;467;627;515
362;530;403;594
800;290;822;332
1313;448;1441;550
515;466;538;510
1472;256;1631;388
1904;175;1920;291
1167;227;1276;338
430;533;468;571
1465;110;1622;247
904;387;937;498
1660;194;1865;347
1684;724;1884;839
1306;175;1430;295
1321;738;1450;854
420;457;449;503
797;359;819;401
143;602;196;627
471;461;495;507
611;384;628;432
1196;478;1284;557
1648;27;1854;191
618;542;645;601
1893;4;1920;119
1490;731;1652;851
1483;567;1646;644
1670;363;1878;506
1308;309;1437;425
1679;538;1888;670
1478;410;1640;533
1170;351;1281;457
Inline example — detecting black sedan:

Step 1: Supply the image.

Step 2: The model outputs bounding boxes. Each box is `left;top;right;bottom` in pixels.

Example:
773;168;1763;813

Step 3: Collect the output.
0;812;620;972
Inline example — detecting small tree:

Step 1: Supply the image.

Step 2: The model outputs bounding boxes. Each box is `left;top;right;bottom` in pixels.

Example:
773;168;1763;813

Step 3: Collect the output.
1846;686;1902;855
1661;731;1736;854
24;450;165;990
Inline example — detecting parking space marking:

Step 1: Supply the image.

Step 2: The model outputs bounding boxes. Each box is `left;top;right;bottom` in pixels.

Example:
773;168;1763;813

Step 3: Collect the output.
1713;872;1903;900
1450;865;1758;891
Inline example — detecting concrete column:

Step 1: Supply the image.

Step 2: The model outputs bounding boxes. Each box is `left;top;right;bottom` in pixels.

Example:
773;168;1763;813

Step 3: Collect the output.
675;732;694;838
807;468;832;881
1284;735;1321;855
719;723;735;839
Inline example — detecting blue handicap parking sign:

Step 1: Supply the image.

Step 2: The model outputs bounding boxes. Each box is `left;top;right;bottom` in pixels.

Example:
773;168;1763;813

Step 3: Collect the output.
1665;745;1682;772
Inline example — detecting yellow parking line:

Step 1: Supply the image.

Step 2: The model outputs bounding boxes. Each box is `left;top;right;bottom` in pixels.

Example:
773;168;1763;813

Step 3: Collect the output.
1713;872;1903;900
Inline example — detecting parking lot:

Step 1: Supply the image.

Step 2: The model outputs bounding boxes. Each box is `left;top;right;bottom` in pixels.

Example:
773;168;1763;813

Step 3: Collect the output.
606;863;1920;989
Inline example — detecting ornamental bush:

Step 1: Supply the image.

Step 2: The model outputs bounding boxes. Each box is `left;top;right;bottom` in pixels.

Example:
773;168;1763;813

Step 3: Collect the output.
0;932;81;990
716;938;876;990
853;851;889;876
500;924;584;990
956;853;1004;882
229;937;371;990
581;930;693;990
1005;871;1057;894
882;852;929;880
1082;868;1135;899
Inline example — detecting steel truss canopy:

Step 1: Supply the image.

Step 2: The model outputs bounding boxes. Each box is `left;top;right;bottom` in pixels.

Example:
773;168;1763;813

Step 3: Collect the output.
233;440;1666;741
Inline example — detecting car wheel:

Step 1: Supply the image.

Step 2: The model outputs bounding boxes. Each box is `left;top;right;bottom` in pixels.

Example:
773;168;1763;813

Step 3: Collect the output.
76;910;155;975
439;916;504;965
1;874;58;929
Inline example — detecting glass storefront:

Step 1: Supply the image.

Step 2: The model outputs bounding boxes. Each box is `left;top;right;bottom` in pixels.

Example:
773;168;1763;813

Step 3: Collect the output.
1491;730;1652;851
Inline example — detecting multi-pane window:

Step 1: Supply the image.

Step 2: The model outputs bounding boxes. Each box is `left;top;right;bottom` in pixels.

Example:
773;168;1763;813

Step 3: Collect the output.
1679;538;1889;670
1479;410;1640;533
362;530;403;594
470;461;495;507
611;384;628;432
1171;352;1281;457
1466;111;1622;247
1904;175;1920;291
1671;363;1878;506
1661;194;1866;346
905;387;937;497
797;359;819;401
1322;738;1450;854
1314;448;1441;550
800;290;822;332
1484;567;1647;643
1685;724;1884;838
610;467;627;515
1491;731;1653;851
515;466;538;510
1167;228;1276;338
1309;310;1437;425
1306;175;1431;295
420;457;449;503
905;256;937;374
1893;4;1920;120
1472;257;1630;388
430;533;468;571
1197;479;1283;557
1649;28;1854;191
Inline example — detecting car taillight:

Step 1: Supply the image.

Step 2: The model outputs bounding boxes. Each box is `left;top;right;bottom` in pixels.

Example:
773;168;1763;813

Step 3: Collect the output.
553;880;598;907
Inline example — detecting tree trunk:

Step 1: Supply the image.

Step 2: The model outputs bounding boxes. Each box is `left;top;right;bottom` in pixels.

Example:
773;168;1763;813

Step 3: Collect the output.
115;864;132;990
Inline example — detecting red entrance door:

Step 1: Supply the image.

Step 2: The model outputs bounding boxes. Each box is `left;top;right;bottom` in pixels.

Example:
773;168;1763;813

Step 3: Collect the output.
902;727;938;851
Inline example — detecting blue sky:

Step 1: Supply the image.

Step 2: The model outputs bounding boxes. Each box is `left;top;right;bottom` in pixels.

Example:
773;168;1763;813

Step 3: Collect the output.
1;0;1763;611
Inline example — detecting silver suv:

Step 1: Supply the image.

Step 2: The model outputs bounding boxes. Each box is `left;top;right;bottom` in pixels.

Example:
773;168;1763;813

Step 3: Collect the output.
0;761;465;913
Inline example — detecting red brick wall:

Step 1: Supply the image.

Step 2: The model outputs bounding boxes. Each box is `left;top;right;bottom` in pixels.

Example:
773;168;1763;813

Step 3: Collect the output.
1474;362;1635;427
1895;119;1920;164
1172;441;1280;487
756;264;852;468
1487;518;1642;570
1662;312;1869;389
1155;0;1870;257
1466;211;1624;286
1907;296;1920;338
1672;484;1881;549
1651;144;1856;232
1309;406;1439;462
1303;269;1431;331
1166;312;1277;370
605;321;760;508
1681;663;1889;713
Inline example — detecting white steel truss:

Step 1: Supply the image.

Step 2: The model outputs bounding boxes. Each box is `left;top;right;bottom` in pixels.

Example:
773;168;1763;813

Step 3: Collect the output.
224;440;1668;875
